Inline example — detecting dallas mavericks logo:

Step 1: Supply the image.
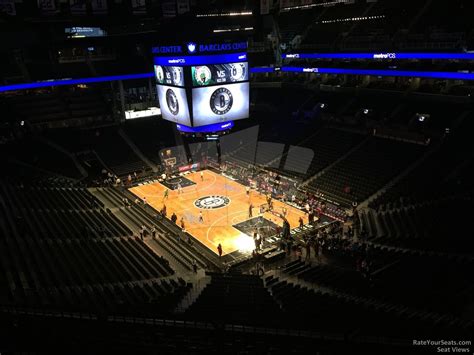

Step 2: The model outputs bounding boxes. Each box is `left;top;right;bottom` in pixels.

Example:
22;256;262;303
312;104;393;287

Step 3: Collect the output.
194;195;230;209
187;42;197;53
210;87;233;115
166;89;179;115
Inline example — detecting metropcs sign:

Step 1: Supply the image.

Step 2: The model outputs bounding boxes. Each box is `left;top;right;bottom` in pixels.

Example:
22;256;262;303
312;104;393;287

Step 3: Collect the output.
152;41;248;54
373;53;396;59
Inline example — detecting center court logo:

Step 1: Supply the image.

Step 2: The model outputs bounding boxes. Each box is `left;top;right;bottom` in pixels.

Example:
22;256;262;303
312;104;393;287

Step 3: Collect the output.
194;195;230;209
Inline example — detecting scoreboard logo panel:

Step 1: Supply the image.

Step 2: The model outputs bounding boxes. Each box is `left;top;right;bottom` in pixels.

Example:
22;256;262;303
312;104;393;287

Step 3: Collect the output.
166;89;179;115
192;62;248;87
155;65;184;86
192;82;249;127
210;88;233;115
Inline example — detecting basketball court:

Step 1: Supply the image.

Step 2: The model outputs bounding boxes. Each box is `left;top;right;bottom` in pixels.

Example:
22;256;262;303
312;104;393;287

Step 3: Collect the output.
129;169;307;255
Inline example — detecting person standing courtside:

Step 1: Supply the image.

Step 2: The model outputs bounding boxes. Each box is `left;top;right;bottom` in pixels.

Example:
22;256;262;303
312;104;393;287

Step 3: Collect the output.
217;243;223;257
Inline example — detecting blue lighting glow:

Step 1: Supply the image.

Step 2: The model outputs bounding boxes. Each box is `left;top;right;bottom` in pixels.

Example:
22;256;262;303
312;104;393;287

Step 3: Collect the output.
176;121;234;133
250;67;277;73
153;52;247;66
282;52;474;60
0;73;154;93
280;67;474;80
2;66;474;94
152;41;247;54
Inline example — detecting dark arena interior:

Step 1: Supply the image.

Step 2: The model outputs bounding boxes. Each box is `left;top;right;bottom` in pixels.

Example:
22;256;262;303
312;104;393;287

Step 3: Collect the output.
1;1;474;354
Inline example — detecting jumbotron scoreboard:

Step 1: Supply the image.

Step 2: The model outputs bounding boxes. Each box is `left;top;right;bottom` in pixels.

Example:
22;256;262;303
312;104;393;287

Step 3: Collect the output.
152;40;249;129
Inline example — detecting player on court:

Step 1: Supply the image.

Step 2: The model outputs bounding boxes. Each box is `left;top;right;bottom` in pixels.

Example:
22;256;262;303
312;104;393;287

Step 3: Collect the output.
200;171;204;182
177;182;182;194
199;210;204;223
163;188;169;200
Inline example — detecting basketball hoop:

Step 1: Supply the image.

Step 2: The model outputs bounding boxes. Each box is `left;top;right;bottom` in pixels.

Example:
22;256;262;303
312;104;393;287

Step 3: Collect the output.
164;157;177;169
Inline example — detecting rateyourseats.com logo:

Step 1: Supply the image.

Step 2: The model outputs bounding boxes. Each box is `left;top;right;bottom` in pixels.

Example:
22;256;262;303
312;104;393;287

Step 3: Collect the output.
194;195;230;209
413;339;471;353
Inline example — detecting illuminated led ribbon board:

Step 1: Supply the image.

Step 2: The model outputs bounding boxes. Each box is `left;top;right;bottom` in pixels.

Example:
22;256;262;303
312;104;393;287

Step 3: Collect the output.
282;52;474;60
280;67;474;80
1;62;474;95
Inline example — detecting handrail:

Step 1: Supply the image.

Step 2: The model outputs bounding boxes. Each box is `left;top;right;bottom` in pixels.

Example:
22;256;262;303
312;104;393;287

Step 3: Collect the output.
0;305;412;346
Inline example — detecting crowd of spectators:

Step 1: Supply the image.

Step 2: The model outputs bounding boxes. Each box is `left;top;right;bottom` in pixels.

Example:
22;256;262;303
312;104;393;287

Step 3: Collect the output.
276;220;375;281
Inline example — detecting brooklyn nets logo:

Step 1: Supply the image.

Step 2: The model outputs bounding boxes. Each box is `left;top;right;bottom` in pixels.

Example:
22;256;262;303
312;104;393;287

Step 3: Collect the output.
210;87;233;115
194;195;230;209
166;89;179;115
229;63;247;82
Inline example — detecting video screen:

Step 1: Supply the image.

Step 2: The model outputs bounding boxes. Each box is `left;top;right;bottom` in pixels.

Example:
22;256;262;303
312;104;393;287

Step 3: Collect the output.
156;85;191;126
65;27;107;38
192;82;249;127
191;62;248;87
154;65;185;87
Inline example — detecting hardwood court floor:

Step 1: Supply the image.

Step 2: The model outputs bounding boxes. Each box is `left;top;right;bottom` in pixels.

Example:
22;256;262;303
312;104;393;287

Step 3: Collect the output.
129;170;306;255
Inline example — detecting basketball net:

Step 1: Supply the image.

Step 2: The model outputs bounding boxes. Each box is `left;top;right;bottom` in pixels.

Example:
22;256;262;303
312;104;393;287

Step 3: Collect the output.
163;157;177;174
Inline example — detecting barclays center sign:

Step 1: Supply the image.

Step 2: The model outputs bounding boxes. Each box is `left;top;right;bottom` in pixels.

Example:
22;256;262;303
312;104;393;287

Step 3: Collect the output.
153;41;247;55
